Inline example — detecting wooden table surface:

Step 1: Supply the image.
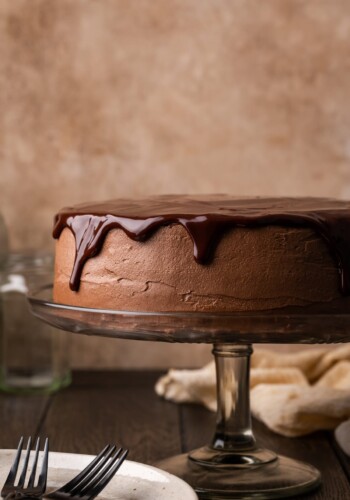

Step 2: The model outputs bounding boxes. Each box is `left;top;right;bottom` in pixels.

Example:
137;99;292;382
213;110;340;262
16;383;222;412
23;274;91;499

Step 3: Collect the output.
0;370;349;499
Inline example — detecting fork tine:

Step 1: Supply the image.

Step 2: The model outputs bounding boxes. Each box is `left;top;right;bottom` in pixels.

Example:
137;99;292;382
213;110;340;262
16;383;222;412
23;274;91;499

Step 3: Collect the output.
27;437;40;488
80;448;124;495
17;437;32;487
69;445;117;495
3;437;24;487
87;448;129;499
60;444;112;492
37;437;49;491
79;448;122;495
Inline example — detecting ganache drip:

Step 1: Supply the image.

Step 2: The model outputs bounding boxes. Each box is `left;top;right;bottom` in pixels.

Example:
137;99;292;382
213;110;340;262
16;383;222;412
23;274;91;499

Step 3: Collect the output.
52;195;350;294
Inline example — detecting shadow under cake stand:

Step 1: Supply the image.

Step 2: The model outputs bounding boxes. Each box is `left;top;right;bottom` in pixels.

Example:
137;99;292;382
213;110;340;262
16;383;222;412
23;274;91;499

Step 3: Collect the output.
28;285;350;500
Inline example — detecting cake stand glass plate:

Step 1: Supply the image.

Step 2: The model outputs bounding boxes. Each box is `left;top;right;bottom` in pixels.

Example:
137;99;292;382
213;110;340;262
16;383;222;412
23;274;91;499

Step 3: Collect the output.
28;285;350;500
0;450;197;500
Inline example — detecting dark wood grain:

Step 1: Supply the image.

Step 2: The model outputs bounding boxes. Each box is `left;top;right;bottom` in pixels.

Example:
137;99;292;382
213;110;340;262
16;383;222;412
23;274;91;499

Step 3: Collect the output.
69;370;161;388
40;371;181;463
330;435;350;485
1;370;349;500
0;393;49;448
179;402;215;452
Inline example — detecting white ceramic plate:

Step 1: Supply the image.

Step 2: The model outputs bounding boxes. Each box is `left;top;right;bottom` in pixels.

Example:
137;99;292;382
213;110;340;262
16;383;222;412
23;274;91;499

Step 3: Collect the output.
0;450;198;500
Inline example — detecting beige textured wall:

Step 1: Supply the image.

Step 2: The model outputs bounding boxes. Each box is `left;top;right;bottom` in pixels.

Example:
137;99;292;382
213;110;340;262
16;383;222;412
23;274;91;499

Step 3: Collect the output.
1;0;350;368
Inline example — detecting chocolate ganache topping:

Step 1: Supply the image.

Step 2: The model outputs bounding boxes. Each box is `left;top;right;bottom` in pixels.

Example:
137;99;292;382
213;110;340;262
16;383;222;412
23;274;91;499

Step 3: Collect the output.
53;195;350;294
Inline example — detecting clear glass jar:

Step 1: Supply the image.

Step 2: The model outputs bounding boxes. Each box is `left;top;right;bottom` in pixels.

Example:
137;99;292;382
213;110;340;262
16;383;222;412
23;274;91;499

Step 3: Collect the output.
0;251;71;393
0;214;8;268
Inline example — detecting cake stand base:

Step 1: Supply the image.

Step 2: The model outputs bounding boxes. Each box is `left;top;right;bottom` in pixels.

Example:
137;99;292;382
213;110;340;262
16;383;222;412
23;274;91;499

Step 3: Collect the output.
155;343;321;499
157;450;321;499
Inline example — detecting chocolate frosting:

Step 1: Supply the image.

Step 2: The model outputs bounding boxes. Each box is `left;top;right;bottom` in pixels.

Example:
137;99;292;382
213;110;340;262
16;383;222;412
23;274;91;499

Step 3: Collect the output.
53;195;350;294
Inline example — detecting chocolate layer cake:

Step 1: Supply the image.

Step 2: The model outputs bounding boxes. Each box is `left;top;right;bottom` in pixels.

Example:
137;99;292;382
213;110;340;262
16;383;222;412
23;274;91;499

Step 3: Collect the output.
53;195;350;312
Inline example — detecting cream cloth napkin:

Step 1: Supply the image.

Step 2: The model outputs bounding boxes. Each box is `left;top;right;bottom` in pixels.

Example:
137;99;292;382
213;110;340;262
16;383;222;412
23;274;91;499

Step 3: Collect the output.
155;345;350;448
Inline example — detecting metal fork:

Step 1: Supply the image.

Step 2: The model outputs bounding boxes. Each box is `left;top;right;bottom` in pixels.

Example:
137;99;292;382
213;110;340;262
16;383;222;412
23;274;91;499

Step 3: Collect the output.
1;436;49;500
45;444;128;500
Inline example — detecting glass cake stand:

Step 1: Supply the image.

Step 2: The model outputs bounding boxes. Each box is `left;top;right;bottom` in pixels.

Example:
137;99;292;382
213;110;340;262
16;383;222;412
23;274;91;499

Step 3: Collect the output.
28;285;350;499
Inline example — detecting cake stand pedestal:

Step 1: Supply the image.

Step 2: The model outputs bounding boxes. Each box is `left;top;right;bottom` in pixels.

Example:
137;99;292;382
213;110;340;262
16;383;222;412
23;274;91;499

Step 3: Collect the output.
28;285;350;499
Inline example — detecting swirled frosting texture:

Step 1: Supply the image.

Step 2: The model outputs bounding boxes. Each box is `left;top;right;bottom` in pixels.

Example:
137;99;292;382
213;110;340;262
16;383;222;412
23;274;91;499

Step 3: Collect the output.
53;196;350;312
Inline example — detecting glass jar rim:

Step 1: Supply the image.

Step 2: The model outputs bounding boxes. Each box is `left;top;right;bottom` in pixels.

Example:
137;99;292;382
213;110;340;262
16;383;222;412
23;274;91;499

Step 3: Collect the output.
2;251;53;273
